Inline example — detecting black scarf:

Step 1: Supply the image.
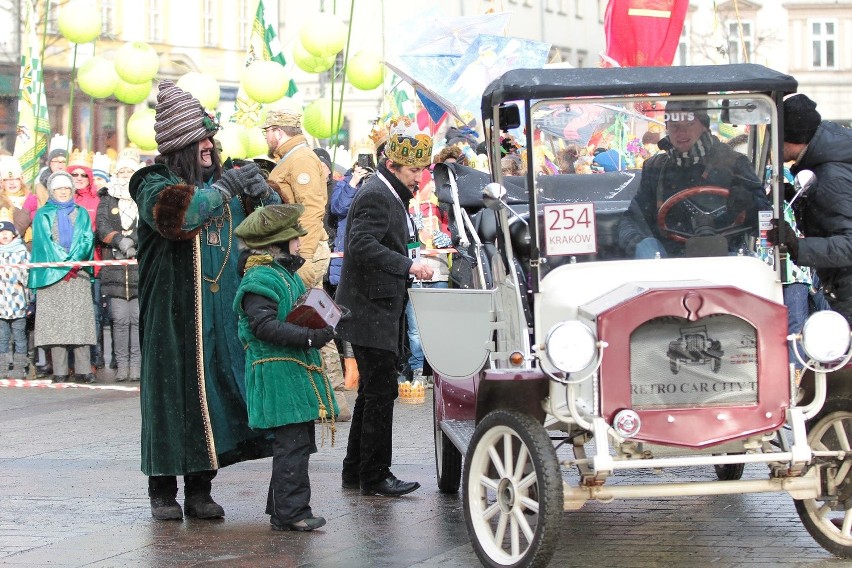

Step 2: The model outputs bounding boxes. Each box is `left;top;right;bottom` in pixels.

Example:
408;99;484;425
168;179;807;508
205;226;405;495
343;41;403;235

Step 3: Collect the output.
665;130;715;167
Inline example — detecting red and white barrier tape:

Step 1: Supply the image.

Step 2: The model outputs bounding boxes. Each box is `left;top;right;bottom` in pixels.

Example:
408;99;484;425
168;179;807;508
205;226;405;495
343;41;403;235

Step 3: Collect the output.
1;259;138;269
0;378;139;392
329;248;456;258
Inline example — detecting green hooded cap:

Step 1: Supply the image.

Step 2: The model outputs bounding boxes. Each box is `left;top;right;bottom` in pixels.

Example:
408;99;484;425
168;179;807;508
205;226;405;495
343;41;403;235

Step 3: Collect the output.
235;204;308;248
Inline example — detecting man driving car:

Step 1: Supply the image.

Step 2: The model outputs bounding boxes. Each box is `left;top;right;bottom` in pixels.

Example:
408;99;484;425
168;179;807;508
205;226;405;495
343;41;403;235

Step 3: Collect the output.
618;100;768;258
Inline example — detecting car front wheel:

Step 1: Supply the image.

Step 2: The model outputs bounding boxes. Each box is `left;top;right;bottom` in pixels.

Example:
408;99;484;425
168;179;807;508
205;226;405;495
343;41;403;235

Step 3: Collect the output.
463;409;563;568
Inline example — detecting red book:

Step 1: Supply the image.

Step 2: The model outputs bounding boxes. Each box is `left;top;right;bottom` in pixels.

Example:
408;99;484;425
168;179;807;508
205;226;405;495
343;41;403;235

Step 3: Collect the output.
286;288;342;329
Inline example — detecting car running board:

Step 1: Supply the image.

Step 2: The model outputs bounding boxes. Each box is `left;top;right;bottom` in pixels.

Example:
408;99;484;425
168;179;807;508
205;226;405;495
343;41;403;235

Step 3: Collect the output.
440;419;476;453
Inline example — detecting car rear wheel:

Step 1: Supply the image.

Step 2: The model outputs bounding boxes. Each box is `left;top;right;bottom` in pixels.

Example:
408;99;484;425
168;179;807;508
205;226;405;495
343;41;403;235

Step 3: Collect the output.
463;409;563;568
714;462;745;480
434;391;462;493
794;396;852;558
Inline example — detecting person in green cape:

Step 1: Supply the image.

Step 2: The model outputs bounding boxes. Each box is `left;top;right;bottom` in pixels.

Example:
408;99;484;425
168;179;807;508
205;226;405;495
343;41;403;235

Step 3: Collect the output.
233;204;338;532
130;80;279;521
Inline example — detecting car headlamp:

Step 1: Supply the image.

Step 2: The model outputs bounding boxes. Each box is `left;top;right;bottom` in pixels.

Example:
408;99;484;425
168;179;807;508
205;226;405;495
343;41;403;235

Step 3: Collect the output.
545;321;597;373
801;310;852;363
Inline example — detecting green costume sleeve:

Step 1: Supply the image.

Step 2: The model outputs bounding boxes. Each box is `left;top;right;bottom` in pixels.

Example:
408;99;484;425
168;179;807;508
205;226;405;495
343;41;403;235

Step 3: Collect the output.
27;206;95;289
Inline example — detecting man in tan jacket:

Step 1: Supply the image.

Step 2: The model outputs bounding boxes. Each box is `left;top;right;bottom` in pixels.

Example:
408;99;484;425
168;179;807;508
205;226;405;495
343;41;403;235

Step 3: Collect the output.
262;109;350;421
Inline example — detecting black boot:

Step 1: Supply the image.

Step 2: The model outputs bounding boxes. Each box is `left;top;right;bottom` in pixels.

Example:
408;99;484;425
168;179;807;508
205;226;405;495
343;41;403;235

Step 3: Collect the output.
184;471;224;519
148;475;182;520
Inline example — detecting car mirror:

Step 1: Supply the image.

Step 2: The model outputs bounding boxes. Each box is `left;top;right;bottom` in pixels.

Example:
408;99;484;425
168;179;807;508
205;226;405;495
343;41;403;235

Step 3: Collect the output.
789;169;816;206
482;182;507;210
720;98;772;125
498;104;521;130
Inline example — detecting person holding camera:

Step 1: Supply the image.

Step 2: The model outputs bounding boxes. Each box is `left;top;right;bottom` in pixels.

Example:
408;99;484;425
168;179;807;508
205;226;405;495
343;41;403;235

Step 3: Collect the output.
96;150;141;382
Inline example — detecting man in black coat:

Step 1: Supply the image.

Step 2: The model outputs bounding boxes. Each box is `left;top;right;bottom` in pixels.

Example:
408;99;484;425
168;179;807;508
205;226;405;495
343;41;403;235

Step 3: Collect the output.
769;94;852;323
335;119;435;497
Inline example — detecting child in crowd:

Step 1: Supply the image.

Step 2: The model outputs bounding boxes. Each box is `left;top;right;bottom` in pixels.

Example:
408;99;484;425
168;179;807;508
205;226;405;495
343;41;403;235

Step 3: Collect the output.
0;221;30;378
233;204;338;532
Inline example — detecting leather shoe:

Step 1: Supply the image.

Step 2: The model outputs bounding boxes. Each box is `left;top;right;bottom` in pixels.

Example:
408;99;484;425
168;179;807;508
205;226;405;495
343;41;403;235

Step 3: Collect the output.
184;494;225;519
150;497;183;520
342;476;360;490
75;373;96;384
361;475;421;497
52;375;68;384
271;516;326;532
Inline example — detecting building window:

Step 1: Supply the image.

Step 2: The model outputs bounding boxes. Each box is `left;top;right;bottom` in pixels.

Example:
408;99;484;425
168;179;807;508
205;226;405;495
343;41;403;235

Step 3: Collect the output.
674;22;689;66
203;0;216;46
523;0;533;7
575;0;584;18
559;0;569;15
810;19;836;69
147;0;162;42
101;0;115;37
726;20;752;64
577;50;587;68
47;8;58;34
239;0;253;50
545;0;554;13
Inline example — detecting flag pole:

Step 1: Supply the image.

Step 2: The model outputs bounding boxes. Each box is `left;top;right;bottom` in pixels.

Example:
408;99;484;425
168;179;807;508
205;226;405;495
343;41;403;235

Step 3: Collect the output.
37;0;52;156
67;43;78;151
330;0;355;151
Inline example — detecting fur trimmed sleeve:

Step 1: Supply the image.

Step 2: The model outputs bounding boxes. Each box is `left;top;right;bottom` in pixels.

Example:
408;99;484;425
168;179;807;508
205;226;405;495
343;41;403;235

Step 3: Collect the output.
152;183;202;241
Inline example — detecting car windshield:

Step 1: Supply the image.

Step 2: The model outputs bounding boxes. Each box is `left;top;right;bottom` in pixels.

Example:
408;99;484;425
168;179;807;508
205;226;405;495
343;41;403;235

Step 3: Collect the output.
512;94;779;281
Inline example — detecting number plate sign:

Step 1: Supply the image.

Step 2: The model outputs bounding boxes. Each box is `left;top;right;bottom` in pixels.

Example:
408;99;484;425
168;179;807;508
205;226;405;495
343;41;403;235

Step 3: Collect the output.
543;203;597;256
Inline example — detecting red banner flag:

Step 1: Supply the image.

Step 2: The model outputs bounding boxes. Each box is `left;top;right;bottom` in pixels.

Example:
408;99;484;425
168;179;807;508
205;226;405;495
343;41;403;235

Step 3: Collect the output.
604;0;689;67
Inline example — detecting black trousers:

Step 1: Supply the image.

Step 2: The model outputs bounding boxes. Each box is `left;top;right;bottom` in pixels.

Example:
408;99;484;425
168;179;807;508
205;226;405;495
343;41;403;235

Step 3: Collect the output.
148;470;217;499
342;344;399;485
266;421;316;524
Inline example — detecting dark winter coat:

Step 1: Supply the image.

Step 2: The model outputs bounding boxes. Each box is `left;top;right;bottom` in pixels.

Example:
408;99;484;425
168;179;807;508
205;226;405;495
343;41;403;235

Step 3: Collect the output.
95;188;139;299
328;170;363;286
793;121;852;304
334;163;414;355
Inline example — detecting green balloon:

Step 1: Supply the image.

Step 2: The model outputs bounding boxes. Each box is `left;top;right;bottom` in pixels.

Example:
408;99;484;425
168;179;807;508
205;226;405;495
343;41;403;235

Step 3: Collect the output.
78;57;119;99
302;99;343;140
114;79;152;105
293;41;335;74
127;108;157;151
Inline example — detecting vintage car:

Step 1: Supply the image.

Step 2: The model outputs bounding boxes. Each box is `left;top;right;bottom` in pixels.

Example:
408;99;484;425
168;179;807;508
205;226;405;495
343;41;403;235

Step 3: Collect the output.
409;64;852;568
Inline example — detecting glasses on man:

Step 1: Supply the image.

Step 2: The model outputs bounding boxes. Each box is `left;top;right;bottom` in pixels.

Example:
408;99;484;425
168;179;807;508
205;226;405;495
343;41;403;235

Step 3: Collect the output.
70;172;88;178
50;159;66;164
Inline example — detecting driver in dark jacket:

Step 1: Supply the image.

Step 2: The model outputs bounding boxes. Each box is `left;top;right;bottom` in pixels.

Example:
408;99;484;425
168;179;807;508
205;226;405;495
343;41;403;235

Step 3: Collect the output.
618;100;767;258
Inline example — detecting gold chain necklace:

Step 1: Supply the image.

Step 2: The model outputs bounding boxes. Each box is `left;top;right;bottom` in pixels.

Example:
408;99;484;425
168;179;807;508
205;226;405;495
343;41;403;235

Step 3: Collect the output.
201;203;231;293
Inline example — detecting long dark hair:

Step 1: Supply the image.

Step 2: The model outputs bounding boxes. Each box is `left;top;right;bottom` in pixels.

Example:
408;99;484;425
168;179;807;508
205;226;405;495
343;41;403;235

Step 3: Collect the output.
155;137;222;184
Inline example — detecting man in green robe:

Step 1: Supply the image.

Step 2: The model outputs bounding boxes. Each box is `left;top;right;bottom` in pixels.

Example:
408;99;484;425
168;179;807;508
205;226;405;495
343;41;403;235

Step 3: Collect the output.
130;80;279;521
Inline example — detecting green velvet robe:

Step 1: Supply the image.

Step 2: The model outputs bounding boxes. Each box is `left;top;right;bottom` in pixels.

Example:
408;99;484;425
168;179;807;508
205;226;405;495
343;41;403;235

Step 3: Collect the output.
233;262;339;429
130;164;277;476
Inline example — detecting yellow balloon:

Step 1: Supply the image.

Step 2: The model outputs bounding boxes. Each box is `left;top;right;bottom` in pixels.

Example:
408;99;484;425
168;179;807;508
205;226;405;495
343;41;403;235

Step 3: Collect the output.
293;41;336;74
241;61;290;104
114;79;152;105
302;99;343;140
176;72;220;109
127;108;157;151
346;52;385;91
58;0;101;44
77;57;119;99
114;42;160;84
243;127;267;158
300;13;347;58
216;127;248;161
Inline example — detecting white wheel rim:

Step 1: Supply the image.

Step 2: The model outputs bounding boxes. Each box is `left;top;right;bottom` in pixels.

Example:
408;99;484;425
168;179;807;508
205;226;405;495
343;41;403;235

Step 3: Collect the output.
468;424;540;564
802;411;852;546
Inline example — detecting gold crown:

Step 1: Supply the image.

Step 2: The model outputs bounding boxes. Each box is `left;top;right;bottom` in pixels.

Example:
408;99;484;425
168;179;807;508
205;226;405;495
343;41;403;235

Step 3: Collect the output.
68;149;94;169
368;121;389;148
386;117;432;167
350;138;375;158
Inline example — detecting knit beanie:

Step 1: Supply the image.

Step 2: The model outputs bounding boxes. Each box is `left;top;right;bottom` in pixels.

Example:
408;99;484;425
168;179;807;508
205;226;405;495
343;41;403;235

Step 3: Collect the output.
47;148;68;163
783;94;821;144
46;171;74;199
154;80;220;154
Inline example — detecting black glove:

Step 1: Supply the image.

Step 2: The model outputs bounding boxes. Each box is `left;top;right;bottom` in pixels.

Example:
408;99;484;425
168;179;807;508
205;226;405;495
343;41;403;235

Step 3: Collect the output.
212;168;242;200
726;188;752;212
117;237;135;253
306;325;335;349
236;163;271;199
766;219;800;261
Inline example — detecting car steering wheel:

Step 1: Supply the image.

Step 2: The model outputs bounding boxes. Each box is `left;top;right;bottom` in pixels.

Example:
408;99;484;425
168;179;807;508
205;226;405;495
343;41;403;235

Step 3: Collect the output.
656;185;748;243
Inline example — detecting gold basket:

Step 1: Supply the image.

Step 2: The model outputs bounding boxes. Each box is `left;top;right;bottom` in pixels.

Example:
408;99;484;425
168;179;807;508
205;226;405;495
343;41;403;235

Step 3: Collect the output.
398;380;426;405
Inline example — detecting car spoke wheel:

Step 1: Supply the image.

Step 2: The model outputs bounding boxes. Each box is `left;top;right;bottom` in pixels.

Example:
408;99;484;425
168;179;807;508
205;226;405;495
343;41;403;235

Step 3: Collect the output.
795;397;852;558
463;410;562;568
434;391;462;493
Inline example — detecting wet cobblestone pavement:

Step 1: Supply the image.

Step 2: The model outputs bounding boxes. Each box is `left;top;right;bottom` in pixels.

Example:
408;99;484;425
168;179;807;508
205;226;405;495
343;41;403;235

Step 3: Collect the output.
0;377;848;567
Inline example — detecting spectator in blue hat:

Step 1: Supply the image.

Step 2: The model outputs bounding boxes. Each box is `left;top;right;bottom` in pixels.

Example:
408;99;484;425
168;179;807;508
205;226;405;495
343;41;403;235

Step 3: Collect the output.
0;220;30;378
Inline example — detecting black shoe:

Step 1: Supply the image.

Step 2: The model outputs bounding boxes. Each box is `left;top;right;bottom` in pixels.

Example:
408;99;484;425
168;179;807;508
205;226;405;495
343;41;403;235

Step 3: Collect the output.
52;375;69;384
75;373;96;384
36;364;52;377
150;497;183;520
184;494;225;519
92;354;105;370
361;475;421;497
271;516;326;532
342;476;360;490
109;358;118;370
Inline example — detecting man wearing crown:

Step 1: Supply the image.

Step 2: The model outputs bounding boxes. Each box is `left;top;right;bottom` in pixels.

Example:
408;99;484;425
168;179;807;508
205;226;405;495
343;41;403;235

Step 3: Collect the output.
335;118;436;497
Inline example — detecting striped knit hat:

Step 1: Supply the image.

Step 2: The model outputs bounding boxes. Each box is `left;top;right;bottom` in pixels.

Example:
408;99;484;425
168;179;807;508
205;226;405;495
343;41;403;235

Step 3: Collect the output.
154;80;220;154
